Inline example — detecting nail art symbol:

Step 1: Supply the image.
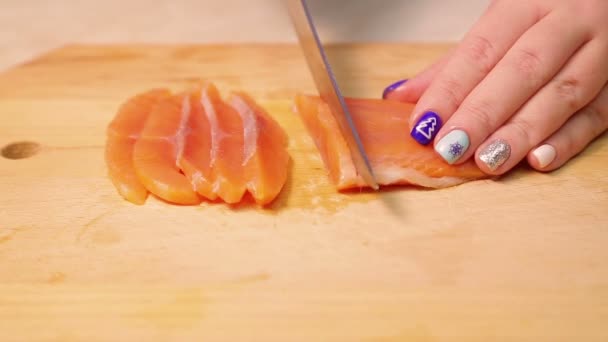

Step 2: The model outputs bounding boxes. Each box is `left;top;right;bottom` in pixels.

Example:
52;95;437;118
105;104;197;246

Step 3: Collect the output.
449;142;465;156
416;116;438;140
434;129;470;164
411;111;442;145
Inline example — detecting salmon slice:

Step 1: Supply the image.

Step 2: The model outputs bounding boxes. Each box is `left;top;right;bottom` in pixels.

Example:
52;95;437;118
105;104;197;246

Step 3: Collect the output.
105;137;148;205
294;94;488;189
105;89;171;204
132;93;201;205
177;84;217;201
229;91;290;205
201;84;247;204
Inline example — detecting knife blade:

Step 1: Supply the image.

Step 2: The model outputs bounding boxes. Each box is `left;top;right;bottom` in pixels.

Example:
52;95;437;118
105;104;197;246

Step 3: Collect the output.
286;0;379;190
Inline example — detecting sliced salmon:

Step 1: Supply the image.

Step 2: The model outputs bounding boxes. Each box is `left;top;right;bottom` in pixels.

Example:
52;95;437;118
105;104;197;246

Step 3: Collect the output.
132;93;201;205
176;85;217;200
201;84;247;204
105;89;171;204
294;94;488;189
107;89;171;138
105;137;148;205
229;91;290;205
106;83;290;206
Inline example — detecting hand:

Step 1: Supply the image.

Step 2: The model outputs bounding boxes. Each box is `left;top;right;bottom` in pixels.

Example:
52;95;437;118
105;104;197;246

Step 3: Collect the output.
383;0;608;174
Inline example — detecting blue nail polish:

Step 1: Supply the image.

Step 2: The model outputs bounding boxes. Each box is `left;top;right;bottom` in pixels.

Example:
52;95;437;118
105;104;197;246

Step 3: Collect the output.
410;111;442;145
382;79;408;99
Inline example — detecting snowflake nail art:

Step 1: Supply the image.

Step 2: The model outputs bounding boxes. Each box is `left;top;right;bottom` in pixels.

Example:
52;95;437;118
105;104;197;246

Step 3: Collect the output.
434;130;470;164
449;142;465;157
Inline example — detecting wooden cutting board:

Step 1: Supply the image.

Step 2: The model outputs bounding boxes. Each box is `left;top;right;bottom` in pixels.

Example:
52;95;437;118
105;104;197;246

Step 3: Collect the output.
0;44;607;341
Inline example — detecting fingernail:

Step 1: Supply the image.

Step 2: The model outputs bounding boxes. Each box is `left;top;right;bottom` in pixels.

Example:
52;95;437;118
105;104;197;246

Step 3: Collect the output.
434;129;470;164
382;79;408;99
410;111;442;145
532;144;556;168
479;139;511;171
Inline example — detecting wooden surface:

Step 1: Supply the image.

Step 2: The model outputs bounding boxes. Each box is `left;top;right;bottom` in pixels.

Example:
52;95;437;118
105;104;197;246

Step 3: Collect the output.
0;44;607;341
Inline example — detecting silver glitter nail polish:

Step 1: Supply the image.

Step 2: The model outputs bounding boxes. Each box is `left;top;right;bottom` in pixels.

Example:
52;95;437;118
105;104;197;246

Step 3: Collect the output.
479;139;511;171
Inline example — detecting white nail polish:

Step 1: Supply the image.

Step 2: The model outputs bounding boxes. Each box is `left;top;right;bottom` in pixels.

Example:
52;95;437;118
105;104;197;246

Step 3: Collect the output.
532;144;556;168
434;129;470;164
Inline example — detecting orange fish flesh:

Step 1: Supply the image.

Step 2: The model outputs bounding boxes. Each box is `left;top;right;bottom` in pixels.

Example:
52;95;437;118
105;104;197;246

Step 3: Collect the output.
294;94;488;190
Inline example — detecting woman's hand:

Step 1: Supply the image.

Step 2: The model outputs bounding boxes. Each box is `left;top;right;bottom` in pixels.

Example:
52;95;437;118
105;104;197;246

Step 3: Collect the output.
383;0;608;174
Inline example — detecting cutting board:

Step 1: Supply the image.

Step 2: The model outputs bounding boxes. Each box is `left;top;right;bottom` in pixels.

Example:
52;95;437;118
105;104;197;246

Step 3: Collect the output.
1;44;607;341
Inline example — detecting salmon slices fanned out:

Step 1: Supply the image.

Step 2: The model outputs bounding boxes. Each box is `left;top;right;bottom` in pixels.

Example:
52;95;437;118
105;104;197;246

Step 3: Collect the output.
294;94;488;190
104;82;290;207
229;92;289;205
105;89;171;205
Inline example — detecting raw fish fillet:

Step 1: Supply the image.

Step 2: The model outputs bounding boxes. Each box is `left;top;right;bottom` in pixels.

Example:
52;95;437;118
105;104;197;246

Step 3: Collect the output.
294;94;488;189
200;84;248;204
229;91;290;205
176;85;217;201
105;89;171;204
132;93;201;205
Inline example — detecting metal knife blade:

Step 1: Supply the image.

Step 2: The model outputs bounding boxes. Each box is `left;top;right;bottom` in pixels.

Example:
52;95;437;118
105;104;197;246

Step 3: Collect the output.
286;0;379;190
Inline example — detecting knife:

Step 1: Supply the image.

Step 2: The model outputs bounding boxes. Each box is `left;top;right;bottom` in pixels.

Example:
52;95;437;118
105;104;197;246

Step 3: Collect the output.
286;0;379;190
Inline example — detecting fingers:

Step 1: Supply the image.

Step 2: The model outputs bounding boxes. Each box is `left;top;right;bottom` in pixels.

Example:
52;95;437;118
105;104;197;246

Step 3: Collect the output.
473;38;608;173
382;51;452;102
433;9;590;165
527;83;608;172
407;0;544;145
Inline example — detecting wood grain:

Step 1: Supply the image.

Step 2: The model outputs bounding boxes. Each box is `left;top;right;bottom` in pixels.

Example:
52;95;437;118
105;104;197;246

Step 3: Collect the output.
0;44;607;341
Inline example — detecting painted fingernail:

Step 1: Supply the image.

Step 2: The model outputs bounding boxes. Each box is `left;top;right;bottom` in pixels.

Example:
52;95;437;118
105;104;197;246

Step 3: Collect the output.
532;144;556;168
479;139;511;171
410;111;442;145
434;129;470;164
382;79;408;99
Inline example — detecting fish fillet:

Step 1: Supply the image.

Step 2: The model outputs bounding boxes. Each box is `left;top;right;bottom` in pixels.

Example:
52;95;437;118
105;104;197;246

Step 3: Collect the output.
203;84;248;204
229;91;290;205
105;89;171;204
294;94;488;189
177;84;217;201
132;93;201;205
